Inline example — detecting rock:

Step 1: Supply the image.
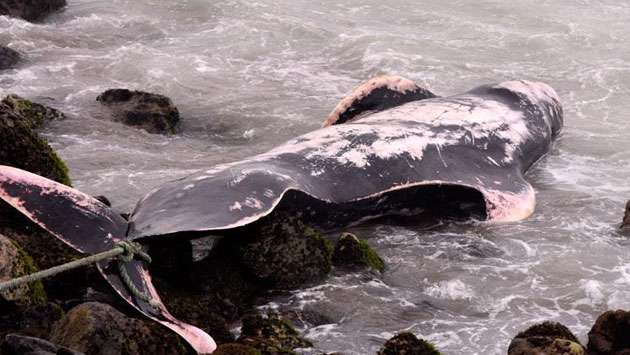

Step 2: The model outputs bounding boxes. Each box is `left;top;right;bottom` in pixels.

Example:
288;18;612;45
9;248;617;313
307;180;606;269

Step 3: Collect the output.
2;94;65;129
0;234;47;308
377;332;441;355
238;216;334;289
508;321;584;355
0;46;20;70
148;215;332;346
96;89;180;134
214;343;262;355
49;302;187;355
0;95;70;186
587;310;630;355
621;201;630;230
331;232;385;272
238;313;312;355
0;0;67;21
0;302;65;340
1;334;84;355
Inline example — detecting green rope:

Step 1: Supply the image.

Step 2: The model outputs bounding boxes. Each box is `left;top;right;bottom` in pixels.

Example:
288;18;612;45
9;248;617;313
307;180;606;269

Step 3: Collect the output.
0;241;158;309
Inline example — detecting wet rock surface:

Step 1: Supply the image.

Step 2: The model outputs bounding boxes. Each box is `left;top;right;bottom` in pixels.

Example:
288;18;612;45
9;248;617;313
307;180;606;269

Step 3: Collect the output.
0;0;66;21
1;334;84;355
214;343;263;355
238;313;312;353
96;89;180;134
332;232;385;272
0;94;70;185
49;302;187;355
0;234;46;309
377;332;442;355
0;46;20;70
508;321;585;355
588;310;630;355
150;215;333;347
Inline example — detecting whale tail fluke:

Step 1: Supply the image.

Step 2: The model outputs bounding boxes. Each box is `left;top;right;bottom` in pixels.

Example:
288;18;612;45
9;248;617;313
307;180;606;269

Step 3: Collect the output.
0;165;216;354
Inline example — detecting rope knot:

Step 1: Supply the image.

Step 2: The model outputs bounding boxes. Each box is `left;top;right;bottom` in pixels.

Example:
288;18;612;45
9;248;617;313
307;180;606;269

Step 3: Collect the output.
116;241;152;264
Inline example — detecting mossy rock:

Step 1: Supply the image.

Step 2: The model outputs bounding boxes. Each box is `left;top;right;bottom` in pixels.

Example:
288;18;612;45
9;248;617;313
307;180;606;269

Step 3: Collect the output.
0;95;70;186
96;89;180;134
377;332;441;355
214;343;262;355
2;94;65;129
332;232;385;272
50;302;188;355
509;321;584;355
0;234;47;308
238;216;334;289
239;313;312;351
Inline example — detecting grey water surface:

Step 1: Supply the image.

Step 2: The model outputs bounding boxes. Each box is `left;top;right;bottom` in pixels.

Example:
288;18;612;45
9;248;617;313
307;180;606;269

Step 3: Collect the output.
2;1;630;354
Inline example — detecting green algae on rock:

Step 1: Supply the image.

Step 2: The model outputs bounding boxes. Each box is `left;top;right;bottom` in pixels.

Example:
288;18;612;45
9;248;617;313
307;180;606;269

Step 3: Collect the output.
238;313;312;355
332;232;385;272
0;95;70;186
509;321;585;355
214;343;263;355
50;302;187;355
377;332;441;355
0;234;47;308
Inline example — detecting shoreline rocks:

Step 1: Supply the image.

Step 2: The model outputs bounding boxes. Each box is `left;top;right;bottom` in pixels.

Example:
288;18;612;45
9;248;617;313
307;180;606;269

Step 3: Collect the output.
0;46;20;70
587;310;630;355
96;89;180;134
508;322;585;355
50;302;187;355
377;332;442;355
0;0;67;22
332;232;385;272
0;94;70;186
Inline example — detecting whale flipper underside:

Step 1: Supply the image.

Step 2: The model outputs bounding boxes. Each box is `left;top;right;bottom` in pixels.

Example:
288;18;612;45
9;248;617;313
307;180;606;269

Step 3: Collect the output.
0;165;216;355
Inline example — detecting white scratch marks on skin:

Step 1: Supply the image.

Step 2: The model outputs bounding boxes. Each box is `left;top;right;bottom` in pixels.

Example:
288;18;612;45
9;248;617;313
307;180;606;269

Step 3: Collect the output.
244;197;264;209
229;202;242;211
183;184;195;190
263;189;275;198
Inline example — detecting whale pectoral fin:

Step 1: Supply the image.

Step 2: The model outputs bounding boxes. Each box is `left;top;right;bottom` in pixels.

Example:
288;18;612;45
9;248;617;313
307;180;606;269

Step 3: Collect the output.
0;165;127;254
323;75;437;127
480;181;537;222
98;259;217;354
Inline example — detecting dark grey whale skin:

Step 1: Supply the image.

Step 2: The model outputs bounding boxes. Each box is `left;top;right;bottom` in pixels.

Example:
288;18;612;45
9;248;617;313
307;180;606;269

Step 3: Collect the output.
0;77;563;354
129;79;563;239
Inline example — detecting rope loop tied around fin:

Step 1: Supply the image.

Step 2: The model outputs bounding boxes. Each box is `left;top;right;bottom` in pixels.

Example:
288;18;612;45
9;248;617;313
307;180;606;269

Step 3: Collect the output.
114;241;160;309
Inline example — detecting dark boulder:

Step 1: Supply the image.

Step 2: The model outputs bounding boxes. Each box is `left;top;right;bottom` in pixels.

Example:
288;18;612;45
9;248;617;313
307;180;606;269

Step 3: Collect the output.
150;215;333;338
508;321;584;355
237;313;312;355
621;201;630;230
214;343;262;355
0;46;20;70
237;216;334;289
0;0;66;21
588;310;630;355
0;94;70;186
96;89;180;134
332;232;385;272
377;332;441;355
1;334;84;355
0;302;64;340
49;302;187;355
